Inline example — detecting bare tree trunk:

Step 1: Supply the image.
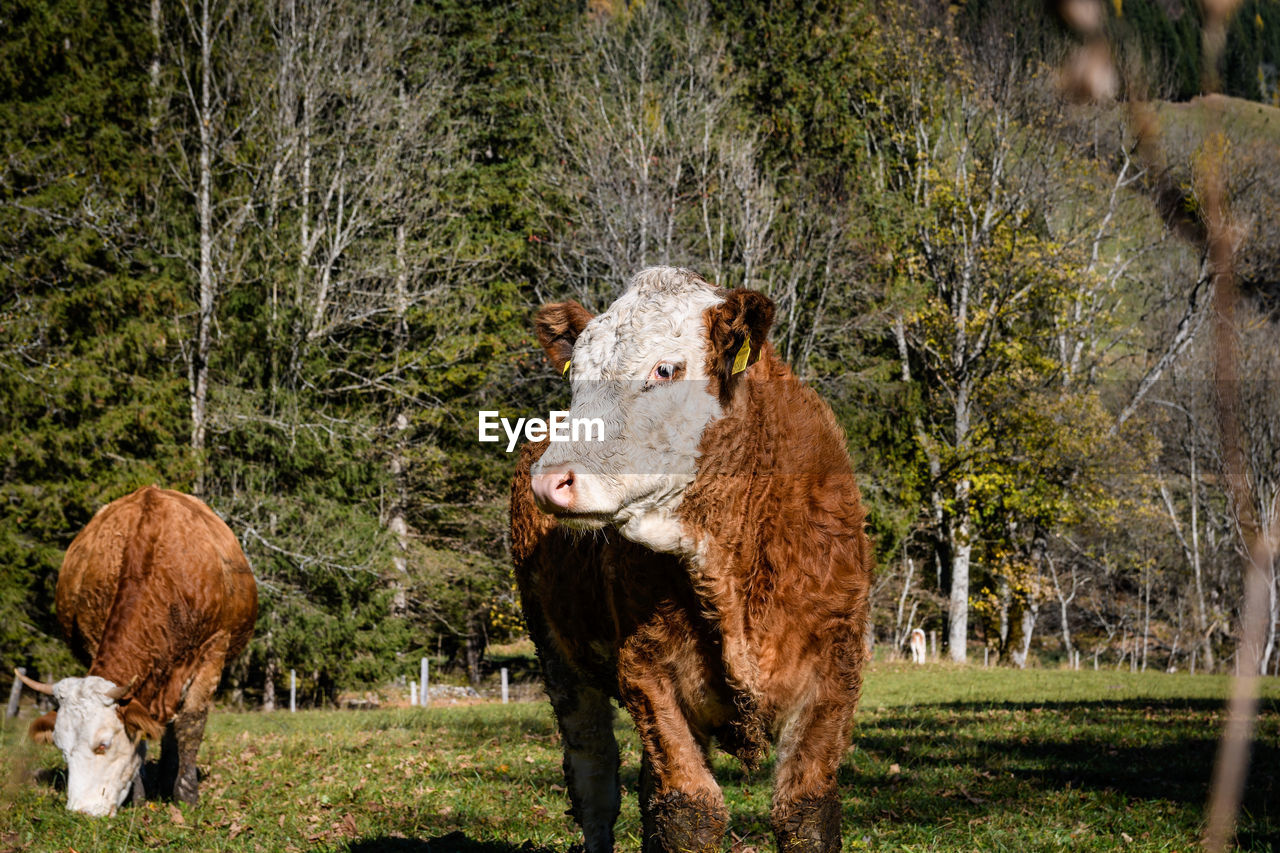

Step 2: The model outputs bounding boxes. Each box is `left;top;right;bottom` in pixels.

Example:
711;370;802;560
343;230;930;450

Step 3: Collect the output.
948;504;972;663
1262;565;1278;676
465;610;487;687
894;555;916;651
1011;601;1038;669
998;573;1011;659
1190;452;1215;670
946;374;974;664
1161;441;1216;671
1047;554;1080;659
386;55;412;613
148;0;163;210
1142;564;1153;672
263;655;276;712
190;0;215;496
7;668;25;718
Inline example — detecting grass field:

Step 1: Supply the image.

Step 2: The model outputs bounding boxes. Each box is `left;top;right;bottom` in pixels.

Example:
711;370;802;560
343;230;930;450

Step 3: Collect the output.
2;664;1277;852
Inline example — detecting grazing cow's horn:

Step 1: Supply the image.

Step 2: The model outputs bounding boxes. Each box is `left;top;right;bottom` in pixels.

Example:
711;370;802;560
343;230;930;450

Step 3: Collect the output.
15;669;54;695
104;676;138;701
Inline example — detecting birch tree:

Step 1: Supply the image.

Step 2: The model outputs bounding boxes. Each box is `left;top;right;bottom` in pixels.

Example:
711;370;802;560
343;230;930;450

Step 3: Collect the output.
164;0;269;493
534;0;778;306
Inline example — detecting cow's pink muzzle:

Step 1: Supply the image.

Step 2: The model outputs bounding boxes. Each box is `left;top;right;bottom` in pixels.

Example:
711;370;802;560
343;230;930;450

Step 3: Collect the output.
531;465;576;512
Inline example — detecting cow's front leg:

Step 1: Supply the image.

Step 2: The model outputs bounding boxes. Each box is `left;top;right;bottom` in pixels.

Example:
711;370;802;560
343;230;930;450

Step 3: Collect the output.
769;696;852;853
620;668;727;853
170;705;208;804
166;633;229;804
528;598;620;853
549;681;620;853
638;749;728;853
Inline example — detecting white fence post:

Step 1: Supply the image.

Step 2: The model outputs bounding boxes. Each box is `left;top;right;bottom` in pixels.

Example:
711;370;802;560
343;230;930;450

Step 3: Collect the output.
983;648;989;668
420;657;429;707
410;681;418;707
289;669;296;713
501;668;509;704
929;631;937;661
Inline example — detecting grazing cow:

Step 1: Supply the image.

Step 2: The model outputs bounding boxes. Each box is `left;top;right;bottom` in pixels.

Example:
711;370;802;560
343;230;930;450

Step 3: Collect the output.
17;486;257;816
909;628;927;664
511;267;872;853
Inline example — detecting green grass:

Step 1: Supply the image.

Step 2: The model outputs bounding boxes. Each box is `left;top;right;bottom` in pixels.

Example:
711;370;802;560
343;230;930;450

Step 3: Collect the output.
2;665;1277;852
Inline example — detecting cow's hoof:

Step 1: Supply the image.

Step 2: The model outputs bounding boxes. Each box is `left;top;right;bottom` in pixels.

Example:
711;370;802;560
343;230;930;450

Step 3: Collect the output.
129;769;147;805
173;774;200;806
646;790;728;853
772;794;841;853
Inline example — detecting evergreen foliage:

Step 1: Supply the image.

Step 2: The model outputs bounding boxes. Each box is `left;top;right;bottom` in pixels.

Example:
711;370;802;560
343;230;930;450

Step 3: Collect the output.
2;0;1277;697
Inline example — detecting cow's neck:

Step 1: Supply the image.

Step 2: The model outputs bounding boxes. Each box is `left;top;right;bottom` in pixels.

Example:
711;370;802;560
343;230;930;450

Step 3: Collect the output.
683;345;794;547
671;348;801;703
87;583;176;738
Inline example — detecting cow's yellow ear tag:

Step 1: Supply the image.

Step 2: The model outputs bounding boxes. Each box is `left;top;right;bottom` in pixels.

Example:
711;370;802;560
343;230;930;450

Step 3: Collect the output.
562;359;572;378
731;338;751;375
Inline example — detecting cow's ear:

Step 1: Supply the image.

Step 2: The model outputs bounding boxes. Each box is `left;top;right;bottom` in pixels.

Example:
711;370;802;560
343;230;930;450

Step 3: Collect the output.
705;289;775;396
534;301;594;377
28;711;56;745
120;702;162;742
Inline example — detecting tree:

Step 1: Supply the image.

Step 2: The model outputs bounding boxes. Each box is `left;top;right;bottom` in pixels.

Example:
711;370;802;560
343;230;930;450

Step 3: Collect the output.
0;0;192;678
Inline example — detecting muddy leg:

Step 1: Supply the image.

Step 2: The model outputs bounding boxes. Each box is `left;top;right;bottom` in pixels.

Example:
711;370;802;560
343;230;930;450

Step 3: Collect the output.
158;722;180;799
772;793;841;853
129;741;147;805
171;705;208;804
620;662;726;853
770;701;851;853
166;631;229;805
638;750;727;853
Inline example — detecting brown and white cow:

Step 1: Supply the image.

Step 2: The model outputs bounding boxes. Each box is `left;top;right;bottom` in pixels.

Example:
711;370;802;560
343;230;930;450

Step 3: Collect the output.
511;267;872;853
17;486;257;815
909;628;927;664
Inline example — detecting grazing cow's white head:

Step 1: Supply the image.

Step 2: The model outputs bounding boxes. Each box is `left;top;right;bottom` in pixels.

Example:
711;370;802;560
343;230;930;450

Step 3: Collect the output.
530;266;774;554
21;673;144;816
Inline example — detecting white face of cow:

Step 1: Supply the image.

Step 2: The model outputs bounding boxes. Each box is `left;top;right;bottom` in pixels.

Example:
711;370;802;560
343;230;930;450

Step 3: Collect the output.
530;267;774;555
49;676;143;816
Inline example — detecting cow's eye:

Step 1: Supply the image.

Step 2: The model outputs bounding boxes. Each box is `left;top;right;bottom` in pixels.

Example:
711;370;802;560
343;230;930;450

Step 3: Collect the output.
94;741;109;755
649;362;681;383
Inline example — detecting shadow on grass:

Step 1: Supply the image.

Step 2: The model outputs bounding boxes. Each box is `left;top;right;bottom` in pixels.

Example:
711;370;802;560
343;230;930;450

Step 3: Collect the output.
848;698;1274;798
348;831;554;853
699;695;1278;844
32;766;65;791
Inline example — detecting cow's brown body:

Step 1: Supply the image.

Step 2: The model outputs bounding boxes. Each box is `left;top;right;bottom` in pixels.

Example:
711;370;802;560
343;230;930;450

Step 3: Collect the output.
42;485;258;803
512;341;872;853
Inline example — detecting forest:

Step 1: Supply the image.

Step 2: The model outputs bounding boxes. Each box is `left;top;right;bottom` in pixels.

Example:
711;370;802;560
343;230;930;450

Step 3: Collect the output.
2;0;1278;705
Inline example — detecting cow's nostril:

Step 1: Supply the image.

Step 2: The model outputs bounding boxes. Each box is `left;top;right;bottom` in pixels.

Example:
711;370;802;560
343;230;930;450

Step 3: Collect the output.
532;467;577;511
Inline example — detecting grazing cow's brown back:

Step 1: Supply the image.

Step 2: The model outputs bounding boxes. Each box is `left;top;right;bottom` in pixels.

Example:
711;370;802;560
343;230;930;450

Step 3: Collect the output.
23;486;257;815
57;486;257;739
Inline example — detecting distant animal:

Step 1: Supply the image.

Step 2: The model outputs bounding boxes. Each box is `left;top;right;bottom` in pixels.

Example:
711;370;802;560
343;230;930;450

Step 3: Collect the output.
512;267;872;853
18;486;257;816
909;628;927;664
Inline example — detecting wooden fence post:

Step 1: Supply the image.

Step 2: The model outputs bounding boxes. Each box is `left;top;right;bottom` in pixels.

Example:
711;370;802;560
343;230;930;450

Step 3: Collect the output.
7;668;25;718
